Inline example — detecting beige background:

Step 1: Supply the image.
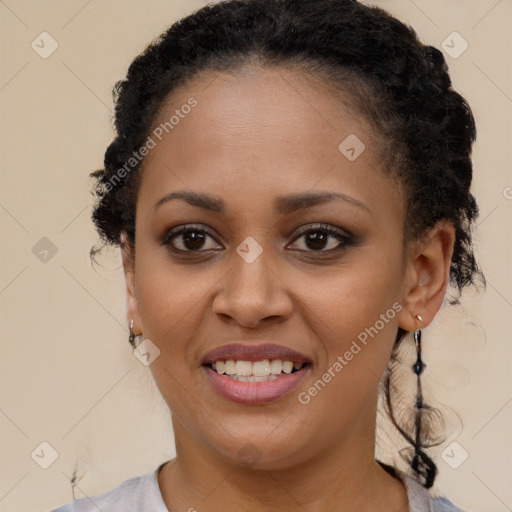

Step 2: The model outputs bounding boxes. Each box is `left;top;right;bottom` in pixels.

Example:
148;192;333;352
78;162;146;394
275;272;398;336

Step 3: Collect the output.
0;1;510;511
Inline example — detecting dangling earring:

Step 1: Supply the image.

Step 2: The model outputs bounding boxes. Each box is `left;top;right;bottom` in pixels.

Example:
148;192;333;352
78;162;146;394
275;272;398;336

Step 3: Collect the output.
411;314;425;474
128;319;143;348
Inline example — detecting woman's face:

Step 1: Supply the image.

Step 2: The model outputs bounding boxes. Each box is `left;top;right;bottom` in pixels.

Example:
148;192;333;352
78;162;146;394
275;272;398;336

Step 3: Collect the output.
124;65;417;469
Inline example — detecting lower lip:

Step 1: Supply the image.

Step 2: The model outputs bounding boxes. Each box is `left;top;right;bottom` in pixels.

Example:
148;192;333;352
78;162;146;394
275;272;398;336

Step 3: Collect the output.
203;365;311;405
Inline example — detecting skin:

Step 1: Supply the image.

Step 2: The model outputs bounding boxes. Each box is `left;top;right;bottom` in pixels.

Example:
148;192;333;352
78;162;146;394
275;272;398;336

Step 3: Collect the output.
121;64;455;512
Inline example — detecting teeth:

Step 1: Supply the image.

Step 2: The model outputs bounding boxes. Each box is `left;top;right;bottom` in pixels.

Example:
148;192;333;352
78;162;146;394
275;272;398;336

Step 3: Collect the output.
282;361;293;374
224;360;236;375
231;375;279;382
235;360;252;376
211;359;305;377
270;359;283;374
253;360;270;376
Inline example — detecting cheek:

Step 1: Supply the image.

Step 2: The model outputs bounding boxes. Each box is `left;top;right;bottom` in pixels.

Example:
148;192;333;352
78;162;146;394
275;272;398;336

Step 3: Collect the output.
296;293;399;440
302;256;401;339
299;252;402;397
134;244;216;338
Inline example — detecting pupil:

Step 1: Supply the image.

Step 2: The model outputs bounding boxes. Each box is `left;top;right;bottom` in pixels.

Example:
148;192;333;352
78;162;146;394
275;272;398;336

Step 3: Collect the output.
306;232;327;250
183;231;205;250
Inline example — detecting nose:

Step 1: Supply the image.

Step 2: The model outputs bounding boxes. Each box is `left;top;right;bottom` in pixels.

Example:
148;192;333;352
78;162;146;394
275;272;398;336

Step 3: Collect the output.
212;252;293;329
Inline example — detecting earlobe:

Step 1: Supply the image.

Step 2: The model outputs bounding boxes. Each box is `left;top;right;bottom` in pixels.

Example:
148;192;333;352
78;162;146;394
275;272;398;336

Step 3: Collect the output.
397;219;455;332
125;272;142;335
120;234;142;333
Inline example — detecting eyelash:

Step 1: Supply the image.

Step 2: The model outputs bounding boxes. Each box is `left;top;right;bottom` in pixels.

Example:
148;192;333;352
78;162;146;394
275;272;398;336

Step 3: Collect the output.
161;223;356;256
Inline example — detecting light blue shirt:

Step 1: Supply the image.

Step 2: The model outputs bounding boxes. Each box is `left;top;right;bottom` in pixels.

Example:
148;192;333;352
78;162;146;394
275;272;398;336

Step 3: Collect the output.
49;464;466;511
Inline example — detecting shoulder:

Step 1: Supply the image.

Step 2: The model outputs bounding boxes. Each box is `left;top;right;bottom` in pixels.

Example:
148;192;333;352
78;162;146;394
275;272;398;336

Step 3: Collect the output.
391;465;469;512
432;496;468;512
47;468;167;512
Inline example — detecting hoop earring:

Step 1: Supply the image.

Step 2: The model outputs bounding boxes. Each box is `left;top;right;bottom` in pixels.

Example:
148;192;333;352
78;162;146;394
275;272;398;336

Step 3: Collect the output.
411;314;426;475
128;319;143;348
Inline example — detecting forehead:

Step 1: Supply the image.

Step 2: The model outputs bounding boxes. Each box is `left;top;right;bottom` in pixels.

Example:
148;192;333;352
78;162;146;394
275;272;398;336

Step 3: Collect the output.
149;64;371;156
137;65;402;223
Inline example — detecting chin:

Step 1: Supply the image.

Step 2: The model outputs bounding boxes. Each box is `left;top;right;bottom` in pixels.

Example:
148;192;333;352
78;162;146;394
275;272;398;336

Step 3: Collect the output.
210;430;316;472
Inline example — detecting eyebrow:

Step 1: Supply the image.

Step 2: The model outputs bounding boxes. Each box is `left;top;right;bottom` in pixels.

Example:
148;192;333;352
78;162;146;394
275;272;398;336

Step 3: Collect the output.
154;190;371;215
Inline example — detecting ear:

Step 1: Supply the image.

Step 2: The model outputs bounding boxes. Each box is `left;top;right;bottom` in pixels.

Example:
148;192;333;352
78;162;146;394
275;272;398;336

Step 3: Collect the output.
397;219;455;332
120;232;142;335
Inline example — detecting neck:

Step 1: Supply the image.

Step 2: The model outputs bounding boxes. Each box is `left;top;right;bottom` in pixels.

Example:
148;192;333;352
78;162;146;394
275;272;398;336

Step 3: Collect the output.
158;396;408;512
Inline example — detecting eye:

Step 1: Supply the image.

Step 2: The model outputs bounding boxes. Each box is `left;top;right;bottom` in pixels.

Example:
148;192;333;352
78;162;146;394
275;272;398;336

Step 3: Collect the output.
288;224;354;253
162;224;222;253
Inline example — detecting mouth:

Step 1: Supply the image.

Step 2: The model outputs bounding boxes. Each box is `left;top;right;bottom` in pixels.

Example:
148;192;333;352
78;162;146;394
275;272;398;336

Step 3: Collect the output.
201;342;313;404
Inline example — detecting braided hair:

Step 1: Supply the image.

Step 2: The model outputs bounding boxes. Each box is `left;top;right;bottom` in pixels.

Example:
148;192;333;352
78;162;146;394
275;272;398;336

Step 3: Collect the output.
90;0;485;488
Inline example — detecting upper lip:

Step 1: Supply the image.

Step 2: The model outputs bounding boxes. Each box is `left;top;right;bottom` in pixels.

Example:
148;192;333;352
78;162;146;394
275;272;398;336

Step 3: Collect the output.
202;342;312;365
